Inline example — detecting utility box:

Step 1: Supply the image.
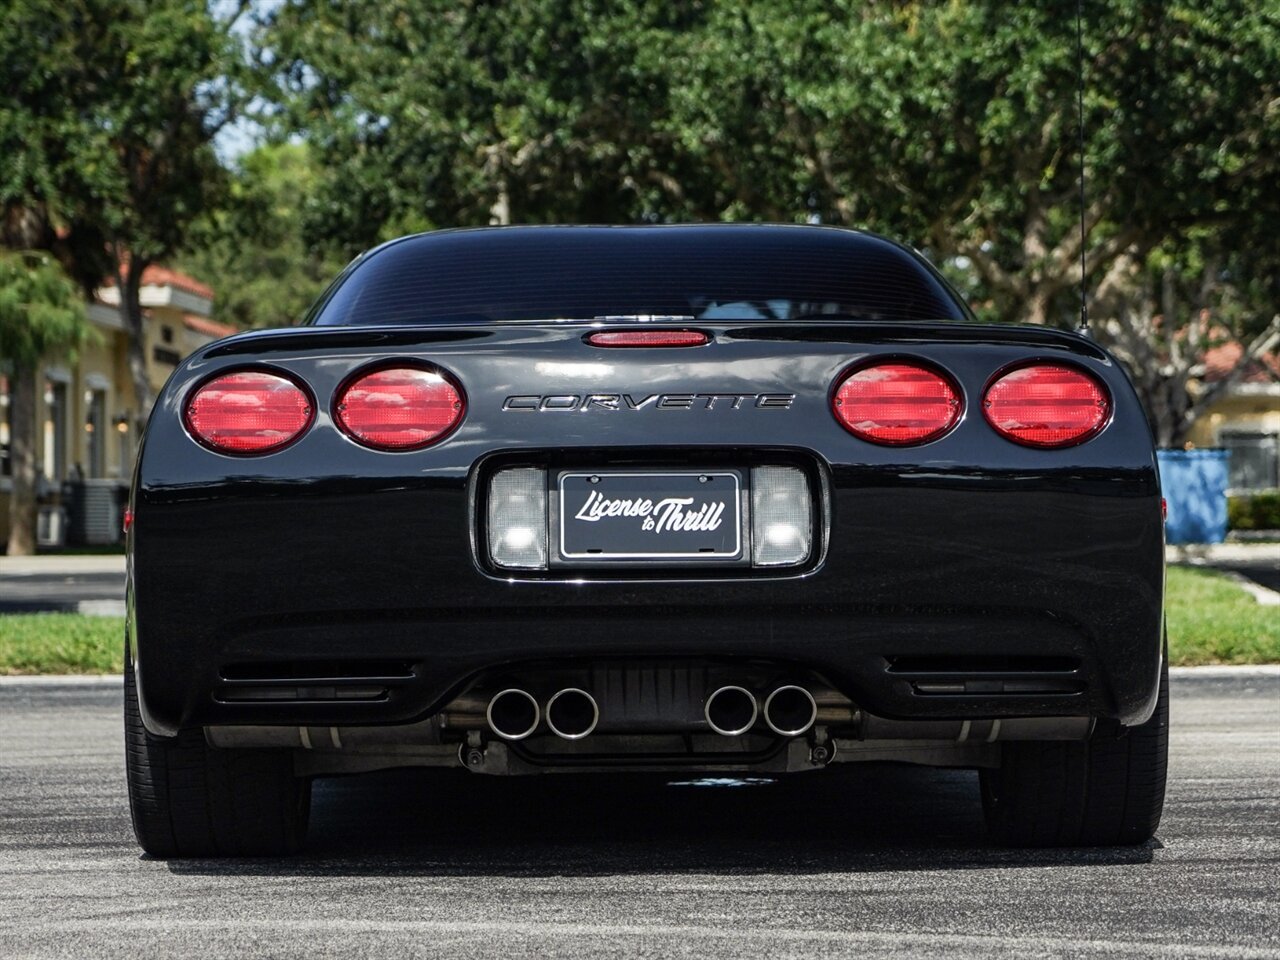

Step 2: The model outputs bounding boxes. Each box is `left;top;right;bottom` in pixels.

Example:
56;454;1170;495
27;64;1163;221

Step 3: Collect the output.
65;479;123;546
1156;449;1230;545
37;506;67;548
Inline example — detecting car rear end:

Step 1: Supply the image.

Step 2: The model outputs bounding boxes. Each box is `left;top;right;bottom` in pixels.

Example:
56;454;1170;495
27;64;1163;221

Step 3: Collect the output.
125;225;1167;856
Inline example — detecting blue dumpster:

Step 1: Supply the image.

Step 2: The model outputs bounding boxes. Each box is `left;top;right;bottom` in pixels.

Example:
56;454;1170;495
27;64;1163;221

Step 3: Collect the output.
1156;449;1230;544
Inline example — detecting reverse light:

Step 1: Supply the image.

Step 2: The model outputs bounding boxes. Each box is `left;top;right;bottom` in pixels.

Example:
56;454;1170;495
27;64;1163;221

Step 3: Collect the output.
750;466;812;567
184;370;313;455
586;330;709;348
335;365;465;450
983;363;1110;448
832;362;961;445
488;467;549;569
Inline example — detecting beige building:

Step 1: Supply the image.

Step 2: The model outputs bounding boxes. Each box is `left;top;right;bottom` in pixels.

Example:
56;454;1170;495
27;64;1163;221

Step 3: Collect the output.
1183;344;1280;492
0;266;235;545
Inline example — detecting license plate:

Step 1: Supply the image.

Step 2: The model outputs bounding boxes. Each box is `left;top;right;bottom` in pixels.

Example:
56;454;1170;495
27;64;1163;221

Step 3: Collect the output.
557;471;743;562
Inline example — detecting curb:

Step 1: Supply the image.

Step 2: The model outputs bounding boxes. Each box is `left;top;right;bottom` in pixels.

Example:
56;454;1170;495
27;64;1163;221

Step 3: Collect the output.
0;674;124;685
1169;665;1280;677
0;556;126;575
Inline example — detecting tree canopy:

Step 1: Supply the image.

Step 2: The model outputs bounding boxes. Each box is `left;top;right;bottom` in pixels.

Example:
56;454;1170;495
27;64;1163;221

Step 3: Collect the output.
2;0;1275;447
252;0;1278;442
1;0;246;417
178;143;346;329
0;251;87;368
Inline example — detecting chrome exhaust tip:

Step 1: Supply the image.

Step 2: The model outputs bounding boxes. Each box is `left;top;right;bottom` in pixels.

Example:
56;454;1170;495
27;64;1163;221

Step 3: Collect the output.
486;688;540;741
704;685;759;736
546;688;599;740
763;685;818;737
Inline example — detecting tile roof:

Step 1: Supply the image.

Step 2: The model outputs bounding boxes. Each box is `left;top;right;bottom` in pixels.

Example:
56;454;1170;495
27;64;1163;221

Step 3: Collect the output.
101;264;215;300
182;313;237;340
1202;341;1280;384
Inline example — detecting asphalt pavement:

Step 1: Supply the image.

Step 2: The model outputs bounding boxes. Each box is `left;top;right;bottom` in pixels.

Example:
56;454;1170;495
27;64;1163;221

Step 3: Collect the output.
0;670;1277;959
0;556;126;615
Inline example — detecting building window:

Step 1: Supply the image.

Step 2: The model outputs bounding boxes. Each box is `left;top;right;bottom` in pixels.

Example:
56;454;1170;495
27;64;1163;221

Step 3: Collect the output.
0;372;10;478
161;325;174;344
152;345;182;366
1220;429;1280;492
43;380;68;482
85;388;107;478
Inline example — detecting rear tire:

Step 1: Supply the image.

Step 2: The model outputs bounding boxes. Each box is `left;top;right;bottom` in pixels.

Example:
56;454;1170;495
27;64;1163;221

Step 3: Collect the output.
981;653;1168;847
125;655;310;857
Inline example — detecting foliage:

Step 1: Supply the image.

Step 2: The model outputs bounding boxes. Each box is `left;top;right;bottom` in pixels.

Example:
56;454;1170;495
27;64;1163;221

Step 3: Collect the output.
178;143;345;328
250;0;1278;442
0;251;88;366
1;0;247;414
1;0;243;279
0;614;122;675
257;3;1277;300
1165;566;1280;665
1228;492;1280;532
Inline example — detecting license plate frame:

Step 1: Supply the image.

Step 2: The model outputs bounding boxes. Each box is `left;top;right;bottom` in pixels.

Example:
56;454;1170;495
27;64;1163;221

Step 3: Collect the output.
553;469;746;565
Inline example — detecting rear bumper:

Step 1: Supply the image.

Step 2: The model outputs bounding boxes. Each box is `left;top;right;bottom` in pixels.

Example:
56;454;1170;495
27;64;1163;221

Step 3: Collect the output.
130;470;1164;736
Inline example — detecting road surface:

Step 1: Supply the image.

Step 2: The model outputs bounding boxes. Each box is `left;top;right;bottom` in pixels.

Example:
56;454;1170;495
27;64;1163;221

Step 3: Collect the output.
0;670;1277;958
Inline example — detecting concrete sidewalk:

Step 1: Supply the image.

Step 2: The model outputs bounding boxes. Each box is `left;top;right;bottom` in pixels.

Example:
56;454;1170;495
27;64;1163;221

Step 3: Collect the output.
1165;542;1280;563
0;555;126;576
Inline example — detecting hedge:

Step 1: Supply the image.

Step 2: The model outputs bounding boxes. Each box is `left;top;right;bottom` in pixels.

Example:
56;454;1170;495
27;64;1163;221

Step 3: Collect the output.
1228;491;1280;531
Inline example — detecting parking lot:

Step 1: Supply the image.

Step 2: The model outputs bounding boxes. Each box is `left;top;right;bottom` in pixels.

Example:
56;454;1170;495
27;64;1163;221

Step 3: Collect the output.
0;669;1276;959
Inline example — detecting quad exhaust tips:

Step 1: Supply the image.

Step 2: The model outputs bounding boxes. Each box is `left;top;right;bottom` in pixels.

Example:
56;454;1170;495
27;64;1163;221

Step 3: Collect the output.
489;683;816;741
763;685;818;737
486;688;540;741
704;685;759;736
546;688;599;740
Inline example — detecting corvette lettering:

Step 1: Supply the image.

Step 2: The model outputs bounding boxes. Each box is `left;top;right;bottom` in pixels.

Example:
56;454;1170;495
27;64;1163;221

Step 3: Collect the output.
574;490;726;534
503;393;795;411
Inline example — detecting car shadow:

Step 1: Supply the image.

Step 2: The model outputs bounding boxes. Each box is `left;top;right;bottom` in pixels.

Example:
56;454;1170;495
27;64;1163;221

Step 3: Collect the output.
164;763;1157;876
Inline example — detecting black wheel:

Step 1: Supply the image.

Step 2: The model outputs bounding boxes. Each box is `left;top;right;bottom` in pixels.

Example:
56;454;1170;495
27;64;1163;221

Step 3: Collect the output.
125;655;311;857
981;654;1168;847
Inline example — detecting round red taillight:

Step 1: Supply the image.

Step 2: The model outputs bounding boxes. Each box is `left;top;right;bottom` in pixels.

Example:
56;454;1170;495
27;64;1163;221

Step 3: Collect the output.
983;363;1110;448
334;365;465;450
832;362;962;445
184;370;313;455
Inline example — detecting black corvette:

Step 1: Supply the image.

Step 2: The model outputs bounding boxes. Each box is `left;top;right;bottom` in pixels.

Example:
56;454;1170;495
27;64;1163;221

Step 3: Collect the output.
125;224;1167;856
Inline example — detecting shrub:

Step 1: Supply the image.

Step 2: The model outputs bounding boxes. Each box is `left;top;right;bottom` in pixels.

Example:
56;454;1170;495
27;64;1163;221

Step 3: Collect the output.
1228;491;1280;531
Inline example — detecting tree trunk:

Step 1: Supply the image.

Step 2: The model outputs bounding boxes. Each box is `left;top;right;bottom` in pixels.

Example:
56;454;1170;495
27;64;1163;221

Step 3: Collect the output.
1013;288;1053;327
116;260;154;432
5;363;39;556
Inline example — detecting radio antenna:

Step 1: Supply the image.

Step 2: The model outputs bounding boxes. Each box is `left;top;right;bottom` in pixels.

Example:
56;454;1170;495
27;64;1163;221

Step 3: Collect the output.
1075;0;1090;335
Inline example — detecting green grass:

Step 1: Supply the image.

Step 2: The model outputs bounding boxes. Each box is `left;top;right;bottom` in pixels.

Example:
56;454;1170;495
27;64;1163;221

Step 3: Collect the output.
0;614;123;675
0;567;1275;674
1166;566;1280;665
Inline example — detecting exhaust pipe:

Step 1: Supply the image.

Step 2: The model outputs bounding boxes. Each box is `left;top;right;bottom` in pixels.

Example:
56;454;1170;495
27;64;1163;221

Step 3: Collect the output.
546;688;599;740
763;685;818;737
486;688;540;741
704;685;759;736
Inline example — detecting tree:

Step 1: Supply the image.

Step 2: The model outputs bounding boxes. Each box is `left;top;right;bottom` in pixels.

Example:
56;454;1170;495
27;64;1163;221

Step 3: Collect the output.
258;0;1278;445
1;0;246;425
1093;237;1280;446
0;252;88;555
178;143;345;329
